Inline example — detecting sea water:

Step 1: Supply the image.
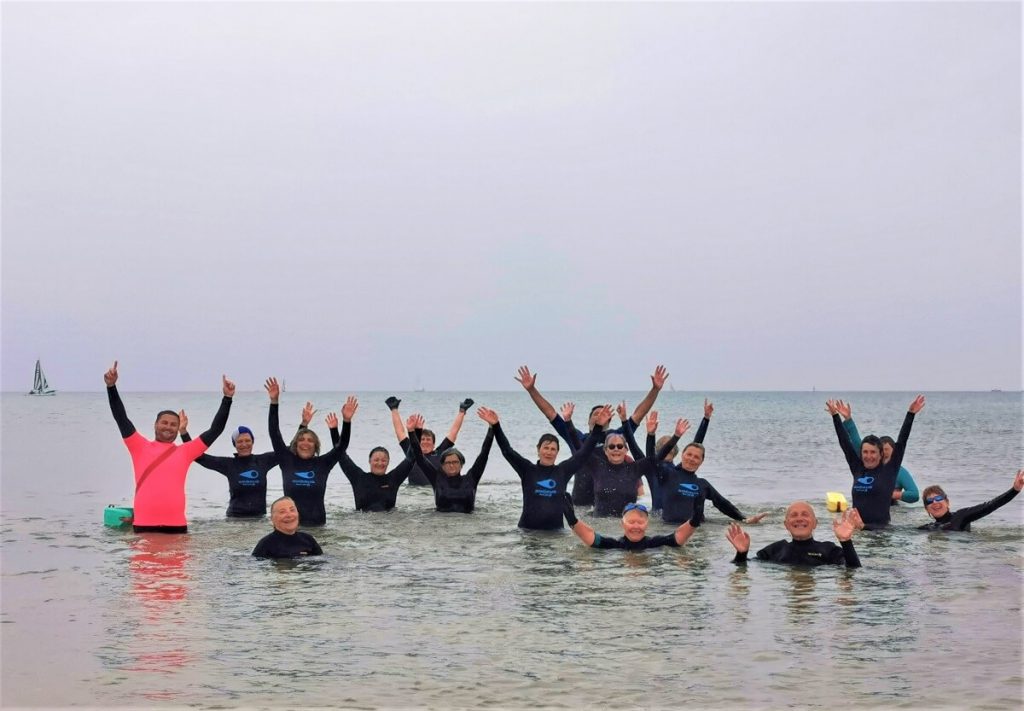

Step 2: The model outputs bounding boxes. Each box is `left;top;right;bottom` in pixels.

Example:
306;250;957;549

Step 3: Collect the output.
1;390;1021;708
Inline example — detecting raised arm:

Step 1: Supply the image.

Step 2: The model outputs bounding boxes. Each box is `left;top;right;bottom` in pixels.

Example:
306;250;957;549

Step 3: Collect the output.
177;411;227;471
387;436;418;486
514;365;558;421
265;378;288;455
562;493;596;546
953;470;1023;529
693;399;713;443
622;408;648;460
104;361;136;438
559;406;612;473
888;396;925;473
832;510;862;568
407;431;440;486
827;400;861;472
627;365;668;425
468;428;495;484
198;375;235;446
477;407;533;477
443;399;474;446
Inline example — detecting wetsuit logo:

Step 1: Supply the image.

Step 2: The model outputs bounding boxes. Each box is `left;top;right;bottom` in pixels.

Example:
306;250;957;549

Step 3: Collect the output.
853;475;875;494
534;479;559;497
239;470;259;480
292;471;316;487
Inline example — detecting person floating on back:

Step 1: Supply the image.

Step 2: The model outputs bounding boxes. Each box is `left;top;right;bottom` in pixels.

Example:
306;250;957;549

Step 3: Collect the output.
105;360;233;534
252;496;323;558
918;469;1024;532
726;501;862;568
563;494;702;551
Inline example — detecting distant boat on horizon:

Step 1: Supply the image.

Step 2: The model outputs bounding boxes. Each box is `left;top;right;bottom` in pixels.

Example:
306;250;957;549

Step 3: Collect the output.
28;360;56;396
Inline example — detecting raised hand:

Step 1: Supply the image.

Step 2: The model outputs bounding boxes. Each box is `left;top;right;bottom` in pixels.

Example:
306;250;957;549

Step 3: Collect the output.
514;366;537;390
1013;469;1024;492
616;401;629;422
847;507;865;531
103;360;119;387
834;400;852;420
824;399;839;416
908;395;926;414
646;411;659;435
704;398;714;419
674;418;691;438
222;375;236;398
408;413;425;430
592;405;613;428
744;511;768;524
833;509;857;541
264;377;281;403
459;398;474;413
477;406;499;426
301;401;316;427
178;409;189;434
341;396;358;422
725;522;750;553
651;365;669;390
560;401;576;421
385;396;401;411
325;412;338;429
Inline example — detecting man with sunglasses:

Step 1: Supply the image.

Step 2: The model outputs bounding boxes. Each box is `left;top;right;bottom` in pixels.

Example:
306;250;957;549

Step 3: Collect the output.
918;470;1023;531
562;493;702;551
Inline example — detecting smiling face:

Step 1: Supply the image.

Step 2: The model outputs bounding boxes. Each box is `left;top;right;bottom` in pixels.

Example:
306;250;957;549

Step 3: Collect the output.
234;433;254;457
537;439;560;466
783;501;817;540
271;497;299;535
604;434;628;465
153;412;180;443
294;432;317;460
881;441;894;464
441;452;463;477
680;444;705;472
924;490;950;519
369;449;390;475
861;443;882;469
621;510;650;542
419;432;436;454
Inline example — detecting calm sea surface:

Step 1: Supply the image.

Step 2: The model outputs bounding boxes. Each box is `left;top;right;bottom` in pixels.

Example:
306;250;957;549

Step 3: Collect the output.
2;390;1022;708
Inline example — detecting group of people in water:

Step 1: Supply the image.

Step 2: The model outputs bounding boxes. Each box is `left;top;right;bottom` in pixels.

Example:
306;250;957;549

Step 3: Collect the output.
104;361;1024;564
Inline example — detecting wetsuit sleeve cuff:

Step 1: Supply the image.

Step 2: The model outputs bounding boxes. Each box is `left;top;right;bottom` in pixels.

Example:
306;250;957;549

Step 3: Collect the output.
733;551;748;564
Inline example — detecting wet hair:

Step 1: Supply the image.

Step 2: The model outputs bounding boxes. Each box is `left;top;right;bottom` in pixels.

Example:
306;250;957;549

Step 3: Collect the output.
536;433;560;450
655;435;679;459
681;442;706;461
879;435;896;449
270;495;295;513
420;429;437;444
922;485;947;502
860;435;883;459
289;427;321;456
368;446;390;462
440;448;465;466
604;433;626;449
155;410;179;422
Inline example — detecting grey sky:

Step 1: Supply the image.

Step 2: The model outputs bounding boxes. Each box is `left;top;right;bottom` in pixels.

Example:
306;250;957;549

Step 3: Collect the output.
2;2;1020;392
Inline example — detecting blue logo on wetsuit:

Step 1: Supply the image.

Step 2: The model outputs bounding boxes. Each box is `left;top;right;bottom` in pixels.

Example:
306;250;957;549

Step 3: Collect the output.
534;478;558;497
853;475;876;494
678;483;700;497
238;469;260;486
292;471;316;487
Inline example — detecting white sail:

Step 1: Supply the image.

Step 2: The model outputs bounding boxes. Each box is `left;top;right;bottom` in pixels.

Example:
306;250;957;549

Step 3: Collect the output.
29;360;56;395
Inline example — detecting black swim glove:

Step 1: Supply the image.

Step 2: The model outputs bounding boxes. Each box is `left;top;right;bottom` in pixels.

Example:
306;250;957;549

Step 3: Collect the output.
459;398;474;413
562;493;578;527
385;396;401;411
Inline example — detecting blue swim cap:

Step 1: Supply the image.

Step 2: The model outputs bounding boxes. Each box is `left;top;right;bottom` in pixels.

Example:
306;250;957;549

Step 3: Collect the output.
231;426;255;445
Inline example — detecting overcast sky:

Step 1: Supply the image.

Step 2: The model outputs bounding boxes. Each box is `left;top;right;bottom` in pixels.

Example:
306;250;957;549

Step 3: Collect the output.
2;1;1020;392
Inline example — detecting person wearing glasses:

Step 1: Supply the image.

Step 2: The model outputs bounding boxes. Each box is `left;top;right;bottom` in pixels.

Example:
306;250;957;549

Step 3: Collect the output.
387;397;475;486
726;502;862;568
825;395;926;529
562;494;702;550
513;365;669;505
476;405;610;530
831;400;920;505
637;411;767;526
918;470;1024;531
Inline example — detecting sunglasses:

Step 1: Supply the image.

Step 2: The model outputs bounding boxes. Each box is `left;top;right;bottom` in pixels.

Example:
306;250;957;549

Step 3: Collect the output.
605;443;626;450
925;494;947;505
623;502;649;514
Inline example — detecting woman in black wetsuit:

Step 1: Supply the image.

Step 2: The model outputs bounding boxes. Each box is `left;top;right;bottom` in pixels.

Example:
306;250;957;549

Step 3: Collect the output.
918;469;1023;531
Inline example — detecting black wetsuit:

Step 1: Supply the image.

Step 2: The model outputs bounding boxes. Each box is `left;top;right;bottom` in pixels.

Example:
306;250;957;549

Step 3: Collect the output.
251;530;323;558
733;538;861;568
410;430;494;513
493;422;602;530
555;416;639;506
180;432;277;517
832;411;915;528
406;431;456;487
268;404;347;527
641;417;710;510
333;423;415;512
644;432;747;524
917;488;1020;532
583;427;676;517
592;533;682;550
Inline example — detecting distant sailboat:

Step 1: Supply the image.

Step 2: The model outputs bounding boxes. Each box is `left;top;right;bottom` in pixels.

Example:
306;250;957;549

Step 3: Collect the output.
29;360;56;395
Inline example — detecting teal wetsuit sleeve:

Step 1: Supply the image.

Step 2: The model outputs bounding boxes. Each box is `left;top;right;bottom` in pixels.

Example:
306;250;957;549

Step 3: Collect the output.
844;418;863;450
897;467;920;503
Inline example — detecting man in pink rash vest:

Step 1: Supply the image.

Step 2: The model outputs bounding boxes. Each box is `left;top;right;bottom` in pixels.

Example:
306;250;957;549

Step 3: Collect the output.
104;360;234;533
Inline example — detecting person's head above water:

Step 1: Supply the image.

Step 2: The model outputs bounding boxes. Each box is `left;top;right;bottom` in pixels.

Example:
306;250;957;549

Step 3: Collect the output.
270;496;300;535
878;436;896;465
783;501;818;540
536;433;560;466
231;426;255;456
369;446;390;475
621;502;650;541
290;428;321;459
680;442;706;472
418;429;437;454
604;433;628;465
153;410;180;443
440;448;465;477
656;435;680;462
860;435;883;469
921;485;950;519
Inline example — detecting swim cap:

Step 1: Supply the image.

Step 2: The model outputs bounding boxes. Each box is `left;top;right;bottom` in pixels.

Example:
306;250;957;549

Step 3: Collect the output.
231;426;255;445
